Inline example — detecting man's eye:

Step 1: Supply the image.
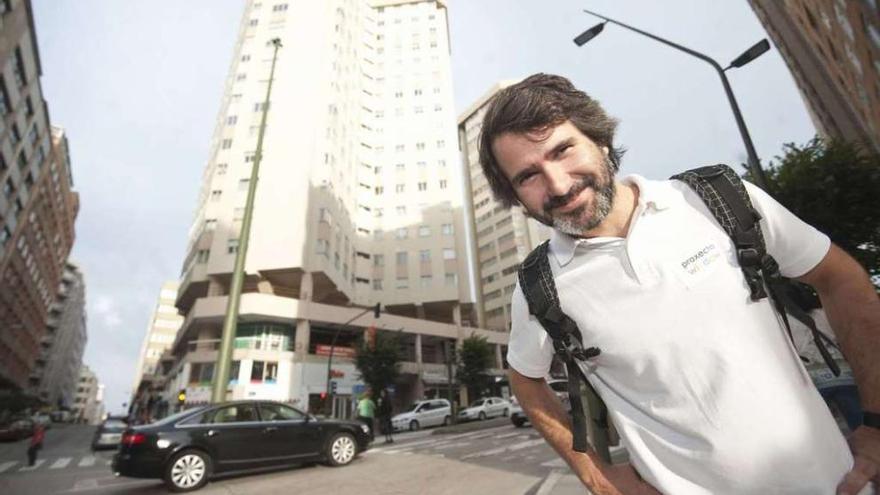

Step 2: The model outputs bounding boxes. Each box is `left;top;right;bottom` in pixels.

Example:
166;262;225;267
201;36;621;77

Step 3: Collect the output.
517;173;536;185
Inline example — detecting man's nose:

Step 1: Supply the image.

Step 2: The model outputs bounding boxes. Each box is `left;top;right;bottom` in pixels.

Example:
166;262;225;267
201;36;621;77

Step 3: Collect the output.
543;165;571;197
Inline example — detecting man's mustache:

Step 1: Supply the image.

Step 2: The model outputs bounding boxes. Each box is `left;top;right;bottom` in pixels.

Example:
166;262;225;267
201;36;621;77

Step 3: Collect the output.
544;175;599;213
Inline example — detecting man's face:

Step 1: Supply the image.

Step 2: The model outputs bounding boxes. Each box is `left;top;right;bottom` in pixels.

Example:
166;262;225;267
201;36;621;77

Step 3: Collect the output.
492;121;616;236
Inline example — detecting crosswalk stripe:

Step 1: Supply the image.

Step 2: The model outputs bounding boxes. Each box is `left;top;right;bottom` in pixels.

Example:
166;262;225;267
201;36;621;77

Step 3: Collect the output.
50;457;72;469
78;456;96;467
18;459;45;471
0;461;18;473
460;438;545;459
431;441;471;451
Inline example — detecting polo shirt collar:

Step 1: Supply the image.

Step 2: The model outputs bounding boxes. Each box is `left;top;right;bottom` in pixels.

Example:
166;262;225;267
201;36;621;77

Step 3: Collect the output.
549;174;676;267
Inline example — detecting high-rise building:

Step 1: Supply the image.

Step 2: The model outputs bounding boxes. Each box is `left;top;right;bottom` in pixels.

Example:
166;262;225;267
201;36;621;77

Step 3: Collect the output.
0;0;79;393
167;0;506;416
128;281;183;421
72;365;103;425
33;261;87;409
748;0;880;152
458;81;551;331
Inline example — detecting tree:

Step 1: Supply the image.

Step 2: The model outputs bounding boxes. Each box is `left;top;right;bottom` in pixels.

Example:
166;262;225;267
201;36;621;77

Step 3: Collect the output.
354;331;402;396
457;335;495;400
750;138;880;285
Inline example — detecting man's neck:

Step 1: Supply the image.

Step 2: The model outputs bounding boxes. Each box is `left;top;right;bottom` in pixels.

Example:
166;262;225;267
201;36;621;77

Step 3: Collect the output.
579;181;639;239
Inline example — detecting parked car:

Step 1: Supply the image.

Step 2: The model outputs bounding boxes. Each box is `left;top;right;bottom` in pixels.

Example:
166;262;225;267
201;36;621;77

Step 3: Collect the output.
92;418;128;450
457;397;511;422
391;399;451;431
0;419;34;441
33;413;52;429
510;379;571;428
112;400;371;492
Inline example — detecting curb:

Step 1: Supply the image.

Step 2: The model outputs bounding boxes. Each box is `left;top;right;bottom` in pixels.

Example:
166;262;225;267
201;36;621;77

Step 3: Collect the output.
431;417;510;435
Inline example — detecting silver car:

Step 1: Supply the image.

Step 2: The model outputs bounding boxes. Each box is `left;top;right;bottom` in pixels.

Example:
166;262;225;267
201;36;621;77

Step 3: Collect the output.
391;399;451;431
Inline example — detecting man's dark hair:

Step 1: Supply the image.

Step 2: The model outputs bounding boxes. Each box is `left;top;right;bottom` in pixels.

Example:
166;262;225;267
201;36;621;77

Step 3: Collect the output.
478;73;624;208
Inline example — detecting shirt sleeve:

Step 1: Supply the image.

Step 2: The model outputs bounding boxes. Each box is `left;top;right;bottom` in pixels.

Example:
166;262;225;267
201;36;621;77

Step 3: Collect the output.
744;181;830;278
506;282;555;379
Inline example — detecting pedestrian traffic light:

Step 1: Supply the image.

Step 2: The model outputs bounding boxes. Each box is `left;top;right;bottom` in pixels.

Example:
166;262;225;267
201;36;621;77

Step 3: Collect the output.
320;392;327;400
177;389;186;405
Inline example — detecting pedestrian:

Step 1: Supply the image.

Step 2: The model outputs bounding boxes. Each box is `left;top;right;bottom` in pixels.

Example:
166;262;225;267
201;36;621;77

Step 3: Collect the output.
356;389;376;440
26;422;45;466
377;389;394;444
479;73;880;495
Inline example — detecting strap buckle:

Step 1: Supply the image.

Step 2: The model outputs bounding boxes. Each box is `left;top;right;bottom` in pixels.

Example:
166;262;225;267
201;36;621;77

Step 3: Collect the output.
553;334;600;361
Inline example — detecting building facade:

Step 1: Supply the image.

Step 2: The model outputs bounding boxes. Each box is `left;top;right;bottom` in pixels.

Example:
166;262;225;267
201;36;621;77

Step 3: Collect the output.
72;365;103;425
748;0;880;152
0;0;79;394
129;281;183;422
458;81;551;331
33;261;87;409
167;0;506;417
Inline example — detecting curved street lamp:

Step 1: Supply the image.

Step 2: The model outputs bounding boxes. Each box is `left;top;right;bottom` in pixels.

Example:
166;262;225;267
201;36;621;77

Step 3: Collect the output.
574;10;771;190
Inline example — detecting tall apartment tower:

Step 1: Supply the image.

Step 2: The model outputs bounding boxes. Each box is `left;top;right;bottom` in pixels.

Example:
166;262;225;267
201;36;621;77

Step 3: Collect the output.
168;0;506;414
72;365;103;425
34;261;87;409
129;281;183;418
748;1;880;152
0;0;79;393
458;82;551;331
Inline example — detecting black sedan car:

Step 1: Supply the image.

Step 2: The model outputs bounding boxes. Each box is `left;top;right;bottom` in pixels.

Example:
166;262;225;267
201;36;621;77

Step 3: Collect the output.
112;400;371;492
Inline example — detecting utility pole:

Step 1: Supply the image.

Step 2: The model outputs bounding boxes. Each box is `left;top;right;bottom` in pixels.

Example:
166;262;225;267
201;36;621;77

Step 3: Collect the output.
445;340;457;424
211;38;283;403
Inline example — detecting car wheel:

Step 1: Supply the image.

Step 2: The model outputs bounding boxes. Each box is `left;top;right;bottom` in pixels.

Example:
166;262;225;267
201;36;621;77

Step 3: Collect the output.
442;416;450;426
478;411;487;421
512;418;526;428
409;419;420;431
503;408;510;417
326;432;357;467
164;449;211;493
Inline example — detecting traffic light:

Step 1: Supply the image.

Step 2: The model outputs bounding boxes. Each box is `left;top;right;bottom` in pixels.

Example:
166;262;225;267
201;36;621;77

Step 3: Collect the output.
330;380;338;394
177;389;186;405
320;392;327;400
373;303;381;318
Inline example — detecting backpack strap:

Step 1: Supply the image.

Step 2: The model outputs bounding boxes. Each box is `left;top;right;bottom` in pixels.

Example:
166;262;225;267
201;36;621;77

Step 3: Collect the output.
518;241;607;458
671;164;840;376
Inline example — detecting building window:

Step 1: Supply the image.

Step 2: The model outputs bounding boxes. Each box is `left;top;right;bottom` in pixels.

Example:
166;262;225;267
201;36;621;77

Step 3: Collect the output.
420;275;432;288
238;178;250;191
374;254;385;266
395;227;407;239
228;239;240;254
415;142;425;150
227;115;237;125
419;249;431;262
436;140;445;148
373;279;383;290
189;363;215;384
12;47;26;87
396;251;408;265
418;226;430;237
441;223;453;235
0;77;10;115
443;248;455;260
396;206;406;215
395;184;404;193
205;219;217;231
250;361;278;383
221;139;233;149
10;123;20;146
439;180;447;189
211;190;222;201
196;249;210;263
248;19;258;27
272;3;289;11
417;182;427;191
445;273;457;286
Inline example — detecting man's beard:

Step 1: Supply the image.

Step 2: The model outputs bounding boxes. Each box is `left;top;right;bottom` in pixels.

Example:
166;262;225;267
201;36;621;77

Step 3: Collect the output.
525;157;616;237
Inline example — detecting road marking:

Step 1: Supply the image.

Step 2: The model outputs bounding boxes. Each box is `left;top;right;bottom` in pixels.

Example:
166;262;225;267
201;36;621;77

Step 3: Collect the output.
78;456;96;467
460;438;545;459
536;470;565;495
0;461;18;473
431;441;471;451
494;431;523;439
51;457;72;469
541;457;567;468
18;459;45;471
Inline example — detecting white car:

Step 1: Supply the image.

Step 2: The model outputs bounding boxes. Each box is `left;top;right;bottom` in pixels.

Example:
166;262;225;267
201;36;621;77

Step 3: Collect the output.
457;397;511;422
392;399;451;431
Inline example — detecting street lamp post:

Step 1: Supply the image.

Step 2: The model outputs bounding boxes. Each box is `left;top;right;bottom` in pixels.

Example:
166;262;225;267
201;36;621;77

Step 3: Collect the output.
324;303;381;416
210;38;283;403
574;10;772;190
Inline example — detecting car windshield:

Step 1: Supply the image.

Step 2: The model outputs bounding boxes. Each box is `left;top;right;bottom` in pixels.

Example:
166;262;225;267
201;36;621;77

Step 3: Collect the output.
469;400;485;408
103;420;127;429
403;402;423;412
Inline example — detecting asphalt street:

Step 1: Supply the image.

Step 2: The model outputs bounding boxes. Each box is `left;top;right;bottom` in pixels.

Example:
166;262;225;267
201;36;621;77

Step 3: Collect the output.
0;421;598;494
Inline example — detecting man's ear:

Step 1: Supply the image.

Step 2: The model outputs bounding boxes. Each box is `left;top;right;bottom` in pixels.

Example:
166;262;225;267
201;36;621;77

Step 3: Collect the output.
601;146;609;157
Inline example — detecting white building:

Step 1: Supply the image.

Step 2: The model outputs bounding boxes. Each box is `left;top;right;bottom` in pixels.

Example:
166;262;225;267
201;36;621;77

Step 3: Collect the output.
168;0;506;417
72;365;103;425
131;282;183;388
458;81;551;331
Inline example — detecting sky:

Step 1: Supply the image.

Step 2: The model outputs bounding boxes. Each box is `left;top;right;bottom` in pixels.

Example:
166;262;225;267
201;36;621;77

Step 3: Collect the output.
30;0;815;415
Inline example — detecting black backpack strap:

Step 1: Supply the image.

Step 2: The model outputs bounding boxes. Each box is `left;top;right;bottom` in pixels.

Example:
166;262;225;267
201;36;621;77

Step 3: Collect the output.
671;165;840;376
518;241;605;456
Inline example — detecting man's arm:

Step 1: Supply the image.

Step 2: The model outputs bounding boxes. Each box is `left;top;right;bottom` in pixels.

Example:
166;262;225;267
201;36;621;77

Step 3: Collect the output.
796;243;880;494
509;369;660;495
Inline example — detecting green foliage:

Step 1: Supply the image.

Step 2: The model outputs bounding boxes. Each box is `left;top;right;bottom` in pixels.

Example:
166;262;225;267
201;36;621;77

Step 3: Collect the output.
749;138;880;283
354;332;402;395
457;335;495;399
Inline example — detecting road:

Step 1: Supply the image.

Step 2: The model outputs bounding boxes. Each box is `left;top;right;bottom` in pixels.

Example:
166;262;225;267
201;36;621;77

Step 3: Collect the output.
0;421;596;494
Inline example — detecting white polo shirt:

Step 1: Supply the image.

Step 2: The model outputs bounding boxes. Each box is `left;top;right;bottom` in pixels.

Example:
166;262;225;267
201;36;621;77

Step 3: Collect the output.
507;175;864;494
